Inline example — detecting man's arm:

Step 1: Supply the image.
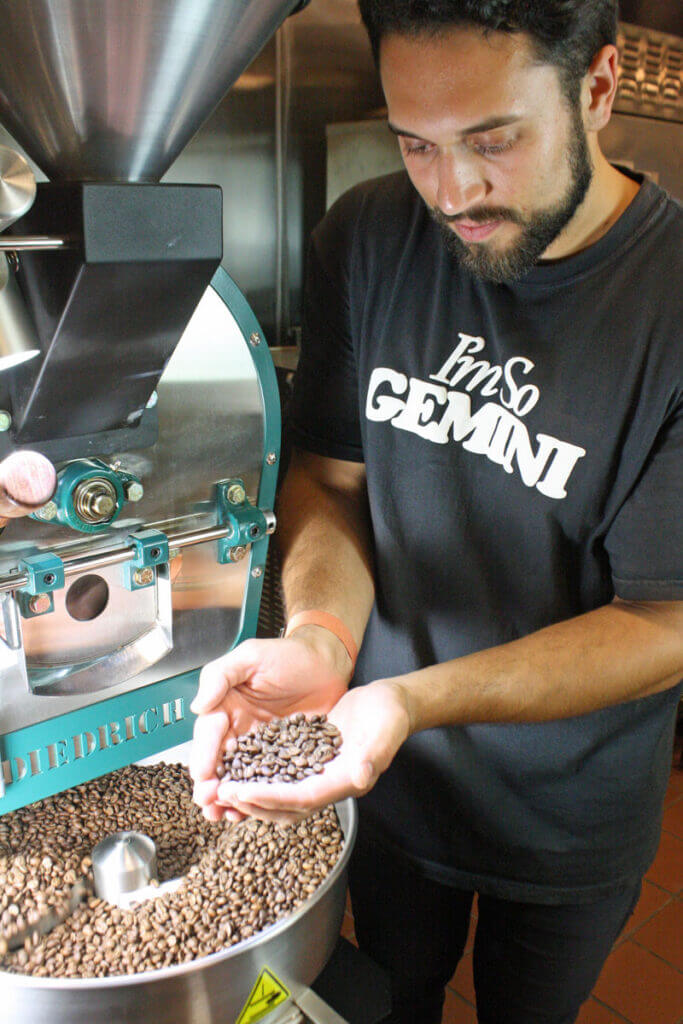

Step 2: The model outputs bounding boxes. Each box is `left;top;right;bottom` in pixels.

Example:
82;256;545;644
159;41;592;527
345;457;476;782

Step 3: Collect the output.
275;448;375;678
391;597;683;734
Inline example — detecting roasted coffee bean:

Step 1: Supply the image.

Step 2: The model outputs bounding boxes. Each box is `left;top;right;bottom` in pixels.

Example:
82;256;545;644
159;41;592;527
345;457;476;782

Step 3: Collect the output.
219;713;343;785
0;763;343;979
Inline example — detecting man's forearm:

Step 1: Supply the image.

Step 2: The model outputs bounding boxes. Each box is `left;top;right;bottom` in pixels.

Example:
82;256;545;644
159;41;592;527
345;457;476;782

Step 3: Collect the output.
276;450;375;673
391;598;683;733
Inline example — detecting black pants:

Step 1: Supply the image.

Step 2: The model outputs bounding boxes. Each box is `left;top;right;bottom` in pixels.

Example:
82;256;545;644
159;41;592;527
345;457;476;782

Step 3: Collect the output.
348;829;642;1024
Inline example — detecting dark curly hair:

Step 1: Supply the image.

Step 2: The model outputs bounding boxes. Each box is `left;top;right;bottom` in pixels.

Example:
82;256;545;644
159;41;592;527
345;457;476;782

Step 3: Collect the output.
358;0;619;103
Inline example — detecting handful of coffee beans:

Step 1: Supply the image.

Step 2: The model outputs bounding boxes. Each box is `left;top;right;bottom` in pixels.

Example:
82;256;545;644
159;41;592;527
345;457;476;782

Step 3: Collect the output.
217;712;343;783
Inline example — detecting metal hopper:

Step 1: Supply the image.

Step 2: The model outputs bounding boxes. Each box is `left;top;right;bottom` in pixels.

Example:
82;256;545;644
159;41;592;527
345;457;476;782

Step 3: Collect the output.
0;0;305;182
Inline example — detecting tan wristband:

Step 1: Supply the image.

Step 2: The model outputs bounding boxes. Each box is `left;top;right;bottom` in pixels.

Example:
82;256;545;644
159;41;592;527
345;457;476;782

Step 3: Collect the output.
284;610;359;670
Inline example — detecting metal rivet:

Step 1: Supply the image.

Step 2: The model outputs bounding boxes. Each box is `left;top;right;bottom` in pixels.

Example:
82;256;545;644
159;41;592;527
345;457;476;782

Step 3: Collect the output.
249;332;261;347
266;452;277;466
133;567;154;586
251;566;263;578
0;411;12;432
28;594;51;615
227;483;246;505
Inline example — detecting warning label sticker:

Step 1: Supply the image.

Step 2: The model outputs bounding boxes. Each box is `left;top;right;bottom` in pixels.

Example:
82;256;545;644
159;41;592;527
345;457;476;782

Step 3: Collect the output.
235;967;291;1024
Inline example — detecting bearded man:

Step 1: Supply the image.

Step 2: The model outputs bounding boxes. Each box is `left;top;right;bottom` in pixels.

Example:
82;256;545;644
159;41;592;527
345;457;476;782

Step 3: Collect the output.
192;3;682;1021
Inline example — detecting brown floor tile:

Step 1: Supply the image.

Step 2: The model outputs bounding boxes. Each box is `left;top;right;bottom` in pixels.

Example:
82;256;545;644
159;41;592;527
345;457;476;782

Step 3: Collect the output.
592;939;683;1024
576;997;631;1023
442;987;478;1023
449;951;476;1007
631;899;683;971
340;912;357;946
662;794;683;840
646;830;683;894
463;909;477;956
618;880;672;942
664;768;683;806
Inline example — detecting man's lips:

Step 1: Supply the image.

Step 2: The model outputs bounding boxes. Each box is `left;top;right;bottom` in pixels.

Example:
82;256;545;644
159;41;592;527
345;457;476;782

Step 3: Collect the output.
450;219;503;242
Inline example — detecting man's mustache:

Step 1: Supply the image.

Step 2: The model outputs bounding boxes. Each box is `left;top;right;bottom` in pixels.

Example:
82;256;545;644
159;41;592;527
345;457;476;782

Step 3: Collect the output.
431;206;525;227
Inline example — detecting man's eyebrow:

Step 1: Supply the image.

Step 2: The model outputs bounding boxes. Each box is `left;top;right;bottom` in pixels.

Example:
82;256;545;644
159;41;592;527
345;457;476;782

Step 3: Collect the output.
388;115;520;140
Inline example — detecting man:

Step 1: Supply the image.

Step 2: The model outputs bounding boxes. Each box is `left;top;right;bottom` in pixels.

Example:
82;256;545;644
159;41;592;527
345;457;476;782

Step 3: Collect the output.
191;2;683;1021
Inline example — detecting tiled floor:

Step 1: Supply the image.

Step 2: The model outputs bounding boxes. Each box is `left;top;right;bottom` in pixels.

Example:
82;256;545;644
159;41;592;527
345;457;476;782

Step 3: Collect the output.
341;753;683;1024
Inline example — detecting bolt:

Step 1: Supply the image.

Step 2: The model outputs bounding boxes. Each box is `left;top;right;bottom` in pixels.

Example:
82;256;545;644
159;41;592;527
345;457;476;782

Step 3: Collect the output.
125;481;144;502
91;493;116;518
249;332;261;347
28;594;51;615
0;411;12;432
249;524;260;538
36;501;58;521
251;566;263;579
266;452;277;466
227;483;246;505
133;567;154;586
229;546;247;563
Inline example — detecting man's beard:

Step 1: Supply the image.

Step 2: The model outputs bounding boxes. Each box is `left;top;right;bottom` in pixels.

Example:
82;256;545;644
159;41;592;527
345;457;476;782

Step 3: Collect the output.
430;106;593;284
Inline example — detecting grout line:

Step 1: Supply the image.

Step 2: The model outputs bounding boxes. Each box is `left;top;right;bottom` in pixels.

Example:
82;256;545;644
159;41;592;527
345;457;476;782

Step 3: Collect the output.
629;935;683;974
446;979;476;1010
590;994;635;1023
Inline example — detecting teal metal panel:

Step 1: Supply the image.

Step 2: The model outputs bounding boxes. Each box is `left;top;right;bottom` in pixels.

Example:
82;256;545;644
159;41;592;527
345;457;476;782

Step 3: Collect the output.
210;267;281;647
0;671;199;815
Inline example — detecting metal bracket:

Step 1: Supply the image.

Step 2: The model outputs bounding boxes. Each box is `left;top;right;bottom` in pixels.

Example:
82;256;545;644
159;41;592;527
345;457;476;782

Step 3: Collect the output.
121;529;169;591
16;552;65;617
215;478;268;564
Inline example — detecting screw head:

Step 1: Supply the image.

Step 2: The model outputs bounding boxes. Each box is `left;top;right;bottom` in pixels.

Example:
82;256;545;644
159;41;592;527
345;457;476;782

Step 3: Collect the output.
0;411;12;432
28;594;51;615
249;332;261;347
251;566;263;578
125;482;144;503
227;483;246;505
265;452;277;466
229;546;247;563
133;567;154;586
36;501;58;521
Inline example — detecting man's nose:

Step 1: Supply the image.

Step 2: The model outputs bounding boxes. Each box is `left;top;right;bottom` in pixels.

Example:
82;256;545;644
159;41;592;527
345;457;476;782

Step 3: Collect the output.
435;150;486;216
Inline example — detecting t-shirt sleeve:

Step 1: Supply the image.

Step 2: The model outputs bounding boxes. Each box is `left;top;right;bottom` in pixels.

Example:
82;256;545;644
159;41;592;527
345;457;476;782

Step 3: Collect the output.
605;395;683;600
287;193;364;463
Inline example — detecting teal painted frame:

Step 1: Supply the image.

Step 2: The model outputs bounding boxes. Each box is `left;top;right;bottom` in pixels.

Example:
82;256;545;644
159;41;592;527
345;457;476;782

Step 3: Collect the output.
0;267;281;815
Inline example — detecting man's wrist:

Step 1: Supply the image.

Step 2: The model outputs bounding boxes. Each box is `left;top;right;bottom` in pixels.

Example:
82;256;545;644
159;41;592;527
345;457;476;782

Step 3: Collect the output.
285;623;355;680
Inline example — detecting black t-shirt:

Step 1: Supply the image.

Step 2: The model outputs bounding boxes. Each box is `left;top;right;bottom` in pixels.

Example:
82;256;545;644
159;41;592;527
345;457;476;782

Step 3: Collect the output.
289;169;683;903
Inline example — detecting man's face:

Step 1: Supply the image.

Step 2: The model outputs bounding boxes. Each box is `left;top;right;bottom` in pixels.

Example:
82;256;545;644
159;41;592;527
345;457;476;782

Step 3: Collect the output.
379;28;594;282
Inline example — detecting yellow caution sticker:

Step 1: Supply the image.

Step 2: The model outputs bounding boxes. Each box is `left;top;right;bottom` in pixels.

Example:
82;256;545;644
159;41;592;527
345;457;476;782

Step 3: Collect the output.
235;967;291;1024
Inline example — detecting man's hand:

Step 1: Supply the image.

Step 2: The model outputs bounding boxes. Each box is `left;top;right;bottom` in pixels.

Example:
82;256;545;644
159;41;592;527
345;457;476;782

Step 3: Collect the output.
189;634;350;821
210;680;411;827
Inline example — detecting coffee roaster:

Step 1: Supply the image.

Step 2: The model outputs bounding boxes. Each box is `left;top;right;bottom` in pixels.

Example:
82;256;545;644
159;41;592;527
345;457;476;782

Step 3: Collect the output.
0;3;360;1022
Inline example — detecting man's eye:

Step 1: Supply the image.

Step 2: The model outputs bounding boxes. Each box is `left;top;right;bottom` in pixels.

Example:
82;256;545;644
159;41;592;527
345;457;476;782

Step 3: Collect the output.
402;140;434;156
471;140;514;157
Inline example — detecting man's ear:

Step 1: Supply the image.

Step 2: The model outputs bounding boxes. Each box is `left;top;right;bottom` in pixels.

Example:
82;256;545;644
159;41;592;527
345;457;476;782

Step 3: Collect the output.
581;44;619;132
